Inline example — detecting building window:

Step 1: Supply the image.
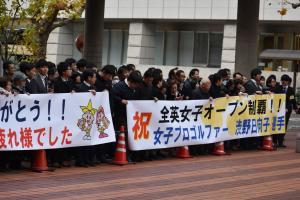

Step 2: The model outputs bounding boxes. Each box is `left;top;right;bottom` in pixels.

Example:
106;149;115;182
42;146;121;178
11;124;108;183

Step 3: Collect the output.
193;32;209;66
208;33;223;68
193;32;223;68
154;31;223;67
102;29;128;66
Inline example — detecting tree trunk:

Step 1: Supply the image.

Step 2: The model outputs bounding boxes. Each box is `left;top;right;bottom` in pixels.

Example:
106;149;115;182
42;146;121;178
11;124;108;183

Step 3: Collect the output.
35;33;49;60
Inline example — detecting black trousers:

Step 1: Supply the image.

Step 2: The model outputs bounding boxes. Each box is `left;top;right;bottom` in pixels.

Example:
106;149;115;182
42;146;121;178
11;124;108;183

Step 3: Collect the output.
278;109;292;145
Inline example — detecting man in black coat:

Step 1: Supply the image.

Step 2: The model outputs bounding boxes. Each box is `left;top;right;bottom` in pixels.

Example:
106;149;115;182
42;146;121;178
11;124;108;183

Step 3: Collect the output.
75;70;97;167
277;75;298;147
182;68;200;99
112;70;143;129
95;65;117;92
94;65;117;162
27;59;49;94
112;71;143;161
244;68;263;95
19;62;36;93
138;68;155;100
54;62;73;93
52;62;74;167
243;68;263;150
191;78;213;155
192;78;211;100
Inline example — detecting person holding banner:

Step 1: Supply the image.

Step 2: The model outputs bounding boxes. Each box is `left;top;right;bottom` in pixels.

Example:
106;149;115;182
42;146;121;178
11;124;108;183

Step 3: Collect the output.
278;75;298;148
52;62;74;167
243;68;263;150
95;65;117;163
112;70;143;162
191;78;213;155
75;69;97;167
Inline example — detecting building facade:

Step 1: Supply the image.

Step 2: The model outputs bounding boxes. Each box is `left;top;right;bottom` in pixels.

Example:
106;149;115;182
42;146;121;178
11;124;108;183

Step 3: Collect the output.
46;0;300;83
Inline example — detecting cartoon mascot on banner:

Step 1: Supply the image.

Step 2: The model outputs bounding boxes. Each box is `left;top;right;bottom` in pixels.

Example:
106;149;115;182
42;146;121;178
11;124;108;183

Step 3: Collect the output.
96;106;110;138
77;100;97;140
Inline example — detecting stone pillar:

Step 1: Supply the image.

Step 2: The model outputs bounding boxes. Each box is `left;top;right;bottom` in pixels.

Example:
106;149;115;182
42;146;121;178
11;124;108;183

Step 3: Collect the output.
83;0;105;68
126;22;155;65
235;0;260;77
46;25;73;64
221;24;237;72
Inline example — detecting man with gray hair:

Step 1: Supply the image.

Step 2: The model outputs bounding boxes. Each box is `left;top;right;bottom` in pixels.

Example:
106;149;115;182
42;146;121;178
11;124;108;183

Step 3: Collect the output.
12;71;27;94
192;78;211;100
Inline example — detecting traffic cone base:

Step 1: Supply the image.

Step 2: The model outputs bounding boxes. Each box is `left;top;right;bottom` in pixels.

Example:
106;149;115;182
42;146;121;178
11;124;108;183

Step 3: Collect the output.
113;126;128;165
262;136;275;151
32;150;55;172
176;146;192;158
213;142;228;156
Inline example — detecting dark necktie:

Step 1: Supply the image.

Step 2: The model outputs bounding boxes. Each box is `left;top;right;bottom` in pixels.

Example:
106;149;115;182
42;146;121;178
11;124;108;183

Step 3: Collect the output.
44;77;48;92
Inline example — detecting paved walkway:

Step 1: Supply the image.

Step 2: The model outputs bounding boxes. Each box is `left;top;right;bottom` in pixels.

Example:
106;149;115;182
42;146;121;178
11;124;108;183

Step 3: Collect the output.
0;131;299;200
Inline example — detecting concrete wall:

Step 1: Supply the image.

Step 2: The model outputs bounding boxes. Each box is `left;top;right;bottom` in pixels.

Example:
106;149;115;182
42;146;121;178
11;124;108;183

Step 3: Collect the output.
46;25;74;64
127;23;156;65
221;24;236;71
104;0;300;21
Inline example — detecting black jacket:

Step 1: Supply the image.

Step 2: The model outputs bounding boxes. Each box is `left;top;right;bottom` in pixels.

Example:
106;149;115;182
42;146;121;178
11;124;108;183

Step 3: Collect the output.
54;77;73;93
279;85;298;110
95;75;112;92
244;80;261;95
76;82;95;93
182;79;197;99
192;88;210;100
27;74;48;94
112;81;139;126
209;84;225;99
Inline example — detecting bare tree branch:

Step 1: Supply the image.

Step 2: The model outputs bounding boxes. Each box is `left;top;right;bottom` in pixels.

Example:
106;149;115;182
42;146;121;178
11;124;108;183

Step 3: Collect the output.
51;3;85;31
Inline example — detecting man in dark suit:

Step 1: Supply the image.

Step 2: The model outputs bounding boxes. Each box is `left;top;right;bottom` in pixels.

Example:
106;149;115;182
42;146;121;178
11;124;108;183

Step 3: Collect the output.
19;62;36;93
94;65;117;162
112;71;143;162
54;62;73;93
112;70;143;129
243;68;263;150
95;65;116;92
27;59;49;94
277;75;298;147
244;68;263;95
191;78;213;155
75;70;97;167
76;58;87;79
181;68;200;99
51;62;74;167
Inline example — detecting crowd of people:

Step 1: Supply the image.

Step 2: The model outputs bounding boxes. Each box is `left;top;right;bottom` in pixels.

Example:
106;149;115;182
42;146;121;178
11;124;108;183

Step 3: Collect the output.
0;58;299;171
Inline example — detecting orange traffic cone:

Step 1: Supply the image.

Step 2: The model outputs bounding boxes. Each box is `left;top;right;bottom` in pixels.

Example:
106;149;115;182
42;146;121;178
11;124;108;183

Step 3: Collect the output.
262;136;274;151
113;126;128;165
176;146;192;158
32;150;54;172
213;142;227;155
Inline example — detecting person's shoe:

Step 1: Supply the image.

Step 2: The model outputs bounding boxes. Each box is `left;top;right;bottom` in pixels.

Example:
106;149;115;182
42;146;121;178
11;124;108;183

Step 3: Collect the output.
278;144;287;148
53;162;61;168
75;162;88;168
62;161;72;167
88;162;96;167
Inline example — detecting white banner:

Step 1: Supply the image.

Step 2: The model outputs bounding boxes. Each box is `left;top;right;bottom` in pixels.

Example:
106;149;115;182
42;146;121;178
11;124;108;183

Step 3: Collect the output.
0;92;116;151
127;94;286;151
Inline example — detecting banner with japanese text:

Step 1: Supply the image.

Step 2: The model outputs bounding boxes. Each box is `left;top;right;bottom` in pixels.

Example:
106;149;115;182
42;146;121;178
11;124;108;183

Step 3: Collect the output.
0;92;116;151
127;94;286;151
